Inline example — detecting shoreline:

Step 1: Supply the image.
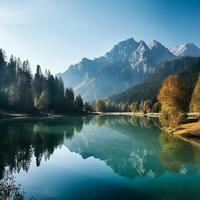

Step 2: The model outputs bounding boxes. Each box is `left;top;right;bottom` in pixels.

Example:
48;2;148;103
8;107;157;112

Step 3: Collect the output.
92;112;161;117
0;110;92;120
1;110;200;149
166;121;200;148
171;121;200;136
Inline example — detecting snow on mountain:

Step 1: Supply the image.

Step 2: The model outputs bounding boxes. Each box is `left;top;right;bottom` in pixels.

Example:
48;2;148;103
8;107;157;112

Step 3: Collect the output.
149;40;176;64
171;43;200;57
129;40;154;72
59;38;200;101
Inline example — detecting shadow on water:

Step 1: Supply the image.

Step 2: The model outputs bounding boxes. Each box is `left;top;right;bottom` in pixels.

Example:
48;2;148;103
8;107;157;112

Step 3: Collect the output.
0;115;200;199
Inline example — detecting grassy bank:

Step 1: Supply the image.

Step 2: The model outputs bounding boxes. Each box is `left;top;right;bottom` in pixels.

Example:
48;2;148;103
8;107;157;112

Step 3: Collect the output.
170;121;200;137
167;121;200;149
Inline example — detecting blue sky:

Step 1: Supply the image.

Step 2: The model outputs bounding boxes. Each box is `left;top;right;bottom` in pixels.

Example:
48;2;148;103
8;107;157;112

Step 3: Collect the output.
0;0;199;74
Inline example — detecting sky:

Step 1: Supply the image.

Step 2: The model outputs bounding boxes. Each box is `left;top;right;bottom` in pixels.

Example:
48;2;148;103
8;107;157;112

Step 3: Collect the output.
0;0;199;74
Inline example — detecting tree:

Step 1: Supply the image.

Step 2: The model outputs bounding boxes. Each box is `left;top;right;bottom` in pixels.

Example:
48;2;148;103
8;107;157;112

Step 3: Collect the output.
0;47;86;114
74;95;83;113
0;49;6;89
152;102;160;113
120;102;128;112
33;65;44;98
83;102;91;113
0;90;8;108
94;99;106;112
46;72;56;110
6;55;17;85
158;75;186;128
130;102;138;113
17;60;33;111
7;85;19;106
143;100;152;113
190;74;200;113
38;90;49;110
54;77;64;112
65;87;74;112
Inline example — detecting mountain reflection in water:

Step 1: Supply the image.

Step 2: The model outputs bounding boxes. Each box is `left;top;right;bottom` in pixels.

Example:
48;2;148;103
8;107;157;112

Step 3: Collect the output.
0;115;200;199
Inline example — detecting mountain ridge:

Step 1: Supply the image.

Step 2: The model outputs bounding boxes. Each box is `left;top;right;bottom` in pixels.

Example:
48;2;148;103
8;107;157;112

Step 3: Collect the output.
59;38;200;101
108;57;200;105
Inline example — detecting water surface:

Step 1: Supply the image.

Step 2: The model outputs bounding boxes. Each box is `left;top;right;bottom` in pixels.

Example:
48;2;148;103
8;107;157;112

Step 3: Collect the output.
0;115;200;200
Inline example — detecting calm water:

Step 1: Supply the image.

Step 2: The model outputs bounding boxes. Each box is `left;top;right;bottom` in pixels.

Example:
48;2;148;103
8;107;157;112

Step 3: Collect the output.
1;115;200;200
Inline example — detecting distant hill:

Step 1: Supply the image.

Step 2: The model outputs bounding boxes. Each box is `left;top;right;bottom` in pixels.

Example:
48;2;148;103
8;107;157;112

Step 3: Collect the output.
59;38;200;101
108;57;200;105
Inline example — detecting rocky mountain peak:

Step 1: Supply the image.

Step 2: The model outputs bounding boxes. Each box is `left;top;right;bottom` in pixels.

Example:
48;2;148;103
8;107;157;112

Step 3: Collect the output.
105;37;139;63
171;43;200;57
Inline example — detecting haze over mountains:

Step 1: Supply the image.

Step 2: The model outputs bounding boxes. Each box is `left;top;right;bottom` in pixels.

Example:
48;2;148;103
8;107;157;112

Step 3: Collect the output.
59;38;200;101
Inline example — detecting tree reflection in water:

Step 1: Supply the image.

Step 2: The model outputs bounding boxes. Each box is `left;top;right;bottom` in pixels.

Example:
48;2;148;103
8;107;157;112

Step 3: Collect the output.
159;132;200;174
0;117;87;180
1;115;200;197
0;169;25;200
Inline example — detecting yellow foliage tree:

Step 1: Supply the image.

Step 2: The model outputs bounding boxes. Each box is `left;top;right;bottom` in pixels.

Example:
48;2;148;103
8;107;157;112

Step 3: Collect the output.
190;74;200;113
158;75;186;128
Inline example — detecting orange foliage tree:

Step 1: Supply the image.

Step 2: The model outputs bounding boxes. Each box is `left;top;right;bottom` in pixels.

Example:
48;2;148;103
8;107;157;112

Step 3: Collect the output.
190;74;200;113
158;75;186;128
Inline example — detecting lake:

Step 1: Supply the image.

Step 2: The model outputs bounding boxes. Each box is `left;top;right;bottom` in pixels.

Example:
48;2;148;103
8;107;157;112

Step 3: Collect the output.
0;115;200;200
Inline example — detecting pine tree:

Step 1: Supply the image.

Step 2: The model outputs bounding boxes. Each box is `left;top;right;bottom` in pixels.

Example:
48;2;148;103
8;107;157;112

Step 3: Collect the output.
65;87;74;112
0;48;85;114
190;74;200;113
6;55;17;86
0;49;6;89
83;102;91;113
54;77;64;112
74;95;83;113
46;72;56;111
33;65;44;97
0;90;8;108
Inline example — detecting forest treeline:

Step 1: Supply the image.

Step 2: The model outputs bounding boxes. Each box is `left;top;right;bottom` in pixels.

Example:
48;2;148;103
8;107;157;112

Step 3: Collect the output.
94;73;200;128
93;58;200;128
0;49;91;113
93;57;200;117
93;75;200;113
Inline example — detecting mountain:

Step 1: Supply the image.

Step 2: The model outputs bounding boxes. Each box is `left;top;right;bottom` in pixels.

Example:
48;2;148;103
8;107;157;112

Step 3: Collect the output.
171;43;200;57
64;116;164;179
108;57;200;105
59;38;199;101
105;38;139;63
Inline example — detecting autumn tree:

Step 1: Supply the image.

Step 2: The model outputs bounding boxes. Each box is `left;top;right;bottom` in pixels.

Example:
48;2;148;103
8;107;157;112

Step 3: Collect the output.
190;74;200;113
143;100;152;113
158;75;186;128
130;102;139;113
37;90;49;110
94;99;106;112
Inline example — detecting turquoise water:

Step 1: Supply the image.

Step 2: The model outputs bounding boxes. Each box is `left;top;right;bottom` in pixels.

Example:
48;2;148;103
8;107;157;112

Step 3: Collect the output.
0;115;200;200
